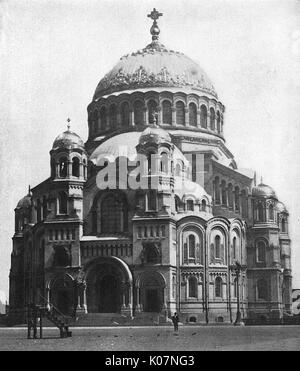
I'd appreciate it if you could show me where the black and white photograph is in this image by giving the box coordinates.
[0,0,300,353]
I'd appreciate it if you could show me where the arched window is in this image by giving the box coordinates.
[188,235,196,258]
[228,184,233,208]
[59,157,68,178]
[100,106,106,131]
[72,157,80,177]
[256,240,266,263]
[186,199,194,211]
[258,203,264,221]
[269,204,274,221]
[217,111,221,133]
[109,104,117,129]
[144,243,160,264]
[189,103,197,126]
[214,177,220,204]
[232,236,237,260]
[215,277,222,298]
[148,100,158,124]
[175,163,181,177]
[201,199,206,212]
[134,100,144,126]
[188,276,197,298]
[175,195,181,212]
[162,100,172,125]
[221,180,227,206]
[281,219,286,232]
[241,190,247,218]
[100,193,127,234]
[257,279,268,300]
[58,192,68,214]
[147,151,155,175]
[234,186,240,212]
[215,235,221,258]
[176,101,185,125]
[147,190,157,211]
[200,105,207,128]
[160,152,168,173]
[210,108,215,130]
[120,102,130,127]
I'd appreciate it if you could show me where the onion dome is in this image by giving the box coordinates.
[93,9,216,100]
[52,126,84,151]
[276,201,288,213]
[252,183,277,198]
[139,125,171,145]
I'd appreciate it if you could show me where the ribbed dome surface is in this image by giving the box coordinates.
[17,195,31,209]
[252,183,277,198]
[52,130,85,151]
[93,42,217,100]
[89,131,187,165]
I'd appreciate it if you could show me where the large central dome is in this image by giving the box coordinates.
[93,41,217,100]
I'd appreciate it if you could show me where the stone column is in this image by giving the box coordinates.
[163,287,167,310]
[197,110,201,128]
[144,108,148,125]
[171,107,176,126]
[127,284,133,310]
[129,110,134,126]
[46,287,51,310]
[185,108,189,126]
[81,282,87,312]
[135,286,141,312]
[157,106,162,125]
[55,163,59,178]
[79,161,83,178]
[207,112,210,130]
[67,159,72,178]
[122,284,126,309]
[117,112,121,128]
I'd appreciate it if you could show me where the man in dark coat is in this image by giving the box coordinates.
[171,312,179,332]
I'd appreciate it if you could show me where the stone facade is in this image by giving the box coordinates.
[8,11,292,325]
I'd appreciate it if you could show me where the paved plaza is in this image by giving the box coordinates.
[0,325,300,351]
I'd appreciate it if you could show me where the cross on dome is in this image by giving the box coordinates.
[147,8,163,42]
[67,117,71,131]
[147,8,163,21]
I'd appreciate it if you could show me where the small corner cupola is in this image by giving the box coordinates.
[52,118,85,151]
[15,186,32,233]
[277,201,288,214]
[50,119,87,181]
[252,177,277,199]
[16,185,32,209]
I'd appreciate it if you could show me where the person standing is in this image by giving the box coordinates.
[171,312,179,332]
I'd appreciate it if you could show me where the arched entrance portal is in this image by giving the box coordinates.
[97,274,121,313]
[85,257,132,314]
[138,272,166,313]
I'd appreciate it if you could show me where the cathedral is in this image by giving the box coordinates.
[9,9,292,325]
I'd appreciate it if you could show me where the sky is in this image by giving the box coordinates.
[0,0,300,301]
